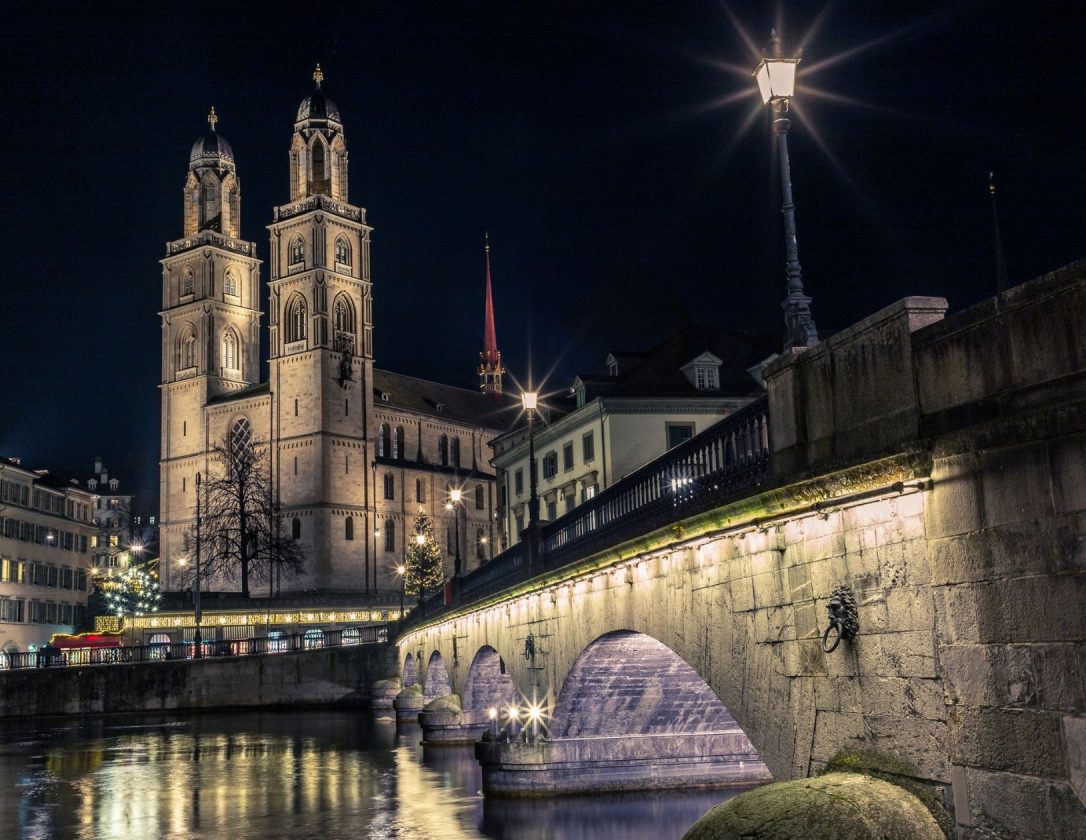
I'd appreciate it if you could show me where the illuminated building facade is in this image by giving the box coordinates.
[159,70,508,597]
[0,457,97,653]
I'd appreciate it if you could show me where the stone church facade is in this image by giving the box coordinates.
[159,71,510,597]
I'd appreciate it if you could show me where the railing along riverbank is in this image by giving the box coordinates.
[0,625,388,672]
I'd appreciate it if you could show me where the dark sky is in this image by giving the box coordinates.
[1,1,1083,508]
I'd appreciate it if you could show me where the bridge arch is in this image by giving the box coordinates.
[402,653,418,688]
[462,645,516,713]
[550,630,753,742]
[424,650,452,699]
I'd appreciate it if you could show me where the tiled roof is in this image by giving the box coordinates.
[373,369,518,430]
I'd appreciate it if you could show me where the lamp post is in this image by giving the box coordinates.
[447,487,463,576]
[521,391,540,524]
[193,472,203,659]
[395,563,406,618]
[753,29,818,350]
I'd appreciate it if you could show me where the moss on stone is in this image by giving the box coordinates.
[821,747,952,839]
[373,677,402,692]
[397,683,423,698]
[422,693,461,713]
[682,773,943,840]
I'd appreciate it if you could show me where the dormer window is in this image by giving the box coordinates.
[695,366,718,390]
[436,403,445,413]
[681,352,723,391]
[380,392,391,402]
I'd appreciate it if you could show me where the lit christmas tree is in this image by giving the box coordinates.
[404,508,445,601]
[97,560,163,619]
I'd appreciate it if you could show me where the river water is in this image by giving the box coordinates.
[0,711,742,840]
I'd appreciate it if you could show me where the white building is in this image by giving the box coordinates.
[0,457,98,654]
[86,456,137,569]
[491,325,774,546]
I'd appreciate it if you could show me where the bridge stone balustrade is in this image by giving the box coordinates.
[393,261,1086,838]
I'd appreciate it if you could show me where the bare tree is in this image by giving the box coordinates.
[183,421,304,596]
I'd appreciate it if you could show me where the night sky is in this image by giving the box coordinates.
[1,1,1083,508]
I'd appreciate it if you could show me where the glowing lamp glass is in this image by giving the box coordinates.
[506,705,519,720]
[415,534,426,546]
[753,57,799,104]
[449,488,462,504]
[487,707,498,720]
[521,391,538,411]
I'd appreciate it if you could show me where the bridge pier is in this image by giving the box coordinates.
[371,676,402,711]
[474,730,771,796]
[418,694,491,744]
[393,684,425,723]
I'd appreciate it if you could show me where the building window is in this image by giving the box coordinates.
[416,479,425,503]
[46,566,58,588]
[393,427,404,460]
[384,521,395,552]
[565,492,575,514]
[475,485,484,510]
[377,424,388,458]
[345,517,354,541]
[230,416,253,463]
[61,567,73,589]
[285,295,307,343]
[180,326,197,370]
[542,452,558,480]
[224,269,238,297]
[384,473,395,500]
[514,514,524,534]
[582,432,595,463]
[582,484,598,503]
[289,236,304,265]
[75,569,86,591]
[546,500,557,520]
[181,270,194,297]
[333,295,354,336]
[695,366,719,390]
[563,442,574,471]
[476,529,486,560]
[335,237,351,266]
[667,423,695,449]
[438,435,448,466]
[514,469,524,496]
[450,438,461,468]
[292,517,301,540]
[222,329,239,370]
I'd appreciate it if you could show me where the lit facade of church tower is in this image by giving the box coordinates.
[159,72,509,600]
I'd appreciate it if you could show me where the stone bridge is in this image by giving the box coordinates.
[390,262,1086,839]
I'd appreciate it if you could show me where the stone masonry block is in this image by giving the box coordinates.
[950,706,1065,778]
[960,766,1055,840]
[1052,511,1086,574]
[929,532,993,586]
[877,630,939,678]
[981,443,1055,527]
[975,577,1086,643]
[858,676,947,721]
[1065,715,1086,810]
[1047,780,1086,840]
[932,585,981,645]
[884,586,935,634]
[927,453,984,538]
[864,714,950,782]
[941,644,1035,708]
[729,574,755,613]
[1050,433,1086,516]
[1033,645,1086,713]
[787,563,812,603]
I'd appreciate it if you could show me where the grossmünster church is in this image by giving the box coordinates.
[159,67,511,596]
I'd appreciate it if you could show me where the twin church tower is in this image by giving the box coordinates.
[159,67,508,596]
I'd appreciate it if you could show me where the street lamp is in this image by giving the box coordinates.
[753,29,818,350]
[193,472,203,659]
[447,487,463,576]
[521,391,540,525]
[395,563,406,618]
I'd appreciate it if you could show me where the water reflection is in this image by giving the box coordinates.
[0,712,742,840]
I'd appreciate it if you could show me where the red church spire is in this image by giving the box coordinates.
[478,232,504,394]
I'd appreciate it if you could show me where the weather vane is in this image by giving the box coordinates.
[313,63,324,88]
[207,106,218,130]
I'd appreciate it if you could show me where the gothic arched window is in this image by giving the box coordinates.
[180,325,197,370]
[222,329,239,371]
[377,424,387,458]
[312,139,326,180]
[181,270,194,297]
[289,236,305,265]
[333,296,354,335]
[345,517,354,541]
[450,437,461,468]
[335,237,351,266]
[285,295,307,344]
[393,426,404,460]
[438,434,448,466]
[229,416,253,470]
[475,484,484,510]
[292,517,301,540]
[224,269,238,297]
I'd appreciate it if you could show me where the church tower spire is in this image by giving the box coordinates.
[478,233,504,394]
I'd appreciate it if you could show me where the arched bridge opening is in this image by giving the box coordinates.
[477,630,771,796]
[424,651,452,700]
